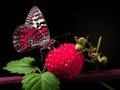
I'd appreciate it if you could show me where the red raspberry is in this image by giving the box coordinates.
[45,43,85,80]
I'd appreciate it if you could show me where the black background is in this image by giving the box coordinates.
[0,0,120,90]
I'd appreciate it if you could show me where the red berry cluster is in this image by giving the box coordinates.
[45,43,85,80]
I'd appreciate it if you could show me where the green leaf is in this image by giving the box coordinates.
[41,72,60,90]
[3,57,37,74]
[22,73,41,90]
[22,72,60,90]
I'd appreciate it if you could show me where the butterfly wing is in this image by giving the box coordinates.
[13,6,50,52]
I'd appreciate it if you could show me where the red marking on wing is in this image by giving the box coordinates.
[33,27,48,42]
[19,26,48,51]
[40,27,48,32]
[19,27,38,51]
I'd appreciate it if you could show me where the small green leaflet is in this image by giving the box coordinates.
[22,72,60,90]
[3,57,37,74]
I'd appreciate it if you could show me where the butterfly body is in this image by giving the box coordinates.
[13,6,55,52]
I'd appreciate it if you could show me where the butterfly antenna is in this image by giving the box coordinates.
[54,33,71,39]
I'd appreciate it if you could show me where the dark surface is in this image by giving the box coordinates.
[0,80,120,90]
[0,0,120,90]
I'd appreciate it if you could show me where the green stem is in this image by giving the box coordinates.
[99,81,115,90]
[85,59,94,63]
[96,36,102,53]
[86,35,115,89]
[94,62,100,70]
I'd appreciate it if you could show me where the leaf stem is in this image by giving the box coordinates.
[42,66,47,73]
[36,67,41,74]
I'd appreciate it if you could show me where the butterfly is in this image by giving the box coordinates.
[13,6,56,53]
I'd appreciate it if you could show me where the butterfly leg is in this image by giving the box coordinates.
[40,49,44,62]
